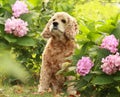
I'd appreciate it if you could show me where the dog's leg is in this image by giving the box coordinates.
[38,64,51,94]
[51,75,65,95]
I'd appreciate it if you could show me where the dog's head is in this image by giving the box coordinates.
[41,12,78,39]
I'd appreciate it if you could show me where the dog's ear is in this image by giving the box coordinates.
[41,18,52,39]
[65,17,78,39]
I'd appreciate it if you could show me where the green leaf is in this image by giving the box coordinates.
[97,24,115,33]
[4,34,17,43]
[107,88,120,97]
[76,34,90,44]
[87,32,103,44]
[0,7,12,19]
[27,0,42,7]
[64,71,75,76]
[80,23,90,34]
[111,22,120,40]
[16,36,36,46]
[113,71,120,81]
[92,75,114,85]
[0,42,10,50]
[97,19,116,34]
[83,74,93,82]
[0,17,5,25]
[76,79,88,89]
[2,3,12,13]
[0,24,4,34]
[95,48,110,63]
[87,22,95,32]
[8,0,16,4]
[76,42,90,57]
[1,0,16,5]
[20,13,33,25]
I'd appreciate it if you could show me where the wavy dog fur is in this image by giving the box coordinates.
[38,12,78,96]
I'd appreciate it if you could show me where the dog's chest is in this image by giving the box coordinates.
[43,38,75,64]
[49,40,72,56]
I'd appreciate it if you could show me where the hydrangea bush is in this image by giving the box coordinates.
[4,0,29,37]
[71,2,120,96]
[0,0,47,84]
[76,34,120,76]
[73,30,120,97]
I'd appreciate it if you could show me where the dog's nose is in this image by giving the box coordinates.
[53,22,58,26]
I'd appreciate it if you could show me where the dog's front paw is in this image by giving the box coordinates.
[38,87,52,95]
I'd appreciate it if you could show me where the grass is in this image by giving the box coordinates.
[0,85,53,97]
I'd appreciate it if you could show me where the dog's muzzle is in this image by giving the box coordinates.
[53,22,58,30]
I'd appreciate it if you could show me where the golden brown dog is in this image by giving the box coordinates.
[38,12,78,96]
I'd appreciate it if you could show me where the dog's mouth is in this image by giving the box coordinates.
[53,26,58,30]
[51,27,63,33]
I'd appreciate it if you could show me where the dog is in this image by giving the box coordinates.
[38,12,78,96]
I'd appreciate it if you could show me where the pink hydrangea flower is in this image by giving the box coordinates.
[100,35,119,53]
[12,1,29,17]
[101,53,120,75]
[76,57,94,76]
[5,17,28,37]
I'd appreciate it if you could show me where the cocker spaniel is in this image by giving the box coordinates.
[38,12,78,96]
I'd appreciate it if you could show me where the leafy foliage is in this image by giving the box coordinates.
[71,0,120,97]
[0,0,47,84]
[1,0,120,96]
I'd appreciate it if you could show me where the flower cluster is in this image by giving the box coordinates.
[76,35,120,76]
[101,53,120,75]
[4,0,29,37]
[76,57,94,76]
[12,1,29,18]
[100,35,119,53]
[5,17,28,37]
[100,35,120,75]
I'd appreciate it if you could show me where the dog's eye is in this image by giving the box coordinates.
[61,19,66,23]
[53,19,56,21]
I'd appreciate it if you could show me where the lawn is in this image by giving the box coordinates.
[0,85,53,97]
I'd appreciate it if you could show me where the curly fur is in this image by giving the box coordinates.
[38,12,78,96]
